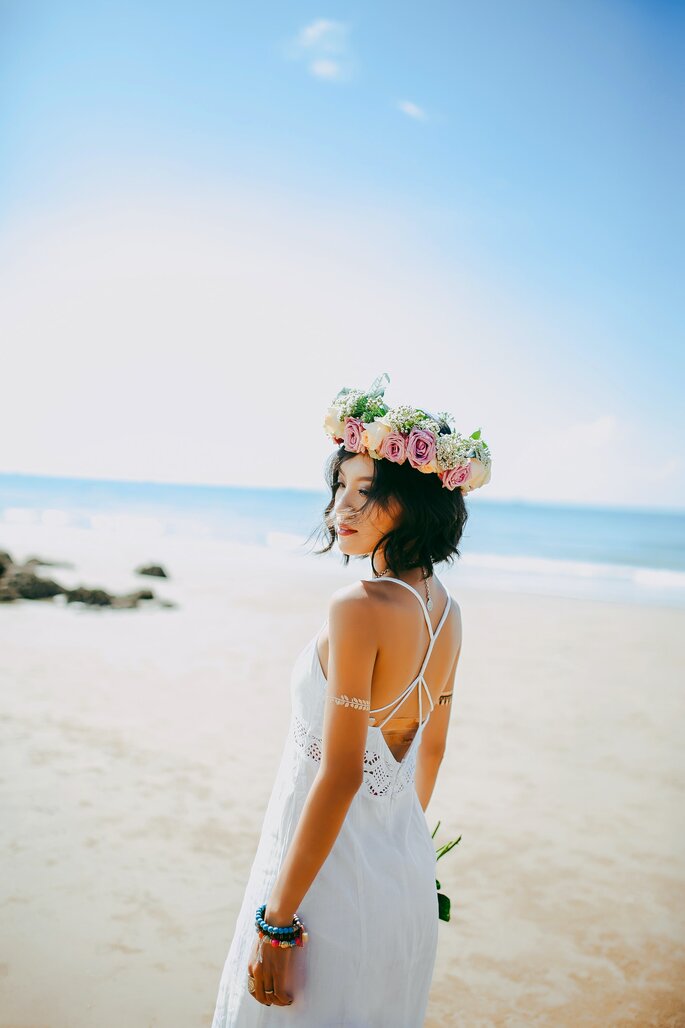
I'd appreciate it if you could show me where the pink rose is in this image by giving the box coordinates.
[378,431,407,464]
[439,463,472,491]
[406,427,437,469]
[343,417,366,453]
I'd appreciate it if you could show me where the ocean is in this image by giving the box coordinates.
[1,472,684,609]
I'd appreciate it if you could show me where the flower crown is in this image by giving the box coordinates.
[323,372,492,494]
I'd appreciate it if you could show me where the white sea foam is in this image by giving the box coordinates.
[632,567,685,591]
[3,506,41,524]
[41,508,74,527]
[456,551,685,607]
[265,530,309,552]
[463,551,685,589]
[88,512,168,538]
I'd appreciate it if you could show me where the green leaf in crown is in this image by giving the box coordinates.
[365,372,390,398]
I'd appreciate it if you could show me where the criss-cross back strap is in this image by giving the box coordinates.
[369,577,452,730]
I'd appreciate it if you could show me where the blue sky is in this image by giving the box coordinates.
[1,1,683,508]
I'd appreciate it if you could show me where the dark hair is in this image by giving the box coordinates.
[306,446,469,576]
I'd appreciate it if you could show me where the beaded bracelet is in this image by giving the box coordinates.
[255,903,309,948]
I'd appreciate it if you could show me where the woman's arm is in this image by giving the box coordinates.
[415,748,445,813]
[265,766,361,923]
[265,585,378,925]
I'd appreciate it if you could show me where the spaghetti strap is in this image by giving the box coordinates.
[369,577,452,731]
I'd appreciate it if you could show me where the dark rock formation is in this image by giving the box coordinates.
[0,550,14,577]
[135,563,168,578]
[0,578,20,602]
[3,570,66,600]
[65,587,114,606]
[0,548,175,610]
[110,589,156,609]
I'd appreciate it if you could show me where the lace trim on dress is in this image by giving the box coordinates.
[292,713,418,798]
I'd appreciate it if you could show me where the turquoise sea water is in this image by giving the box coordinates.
[1,473,684,608]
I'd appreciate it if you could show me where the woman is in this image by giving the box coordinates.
[211,373,492,1026]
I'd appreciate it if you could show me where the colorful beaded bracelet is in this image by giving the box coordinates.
[255,904,309,948]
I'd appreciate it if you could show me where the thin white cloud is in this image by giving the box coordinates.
[310,58,341,80]
[297,19,344,50]
[397,100,427,121]
[284,19,355,82]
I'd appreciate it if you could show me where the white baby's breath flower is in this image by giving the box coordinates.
[419,418,442,436]
[470,437,492,467]
[436,432,472,471]
[335,389,365,419]
[384,404,428,434]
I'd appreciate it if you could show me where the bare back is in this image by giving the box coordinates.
[316,575,461,762]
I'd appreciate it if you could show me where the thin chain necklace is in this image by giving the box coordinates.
[373,566,433,611]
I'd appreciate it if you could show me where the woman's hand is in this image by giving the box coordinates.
[247,933,295,1007]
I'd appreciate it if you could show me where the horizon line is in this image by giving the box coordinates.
[0,469,683,518]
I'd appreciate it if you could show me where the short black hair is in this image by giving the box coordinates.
[308,446,469,576]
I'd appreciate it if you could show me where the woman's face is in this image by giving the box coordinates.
[332,453,401,559]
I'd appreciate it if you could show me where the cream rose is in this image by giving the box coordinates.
[461,458,491,493]
[323,405,346,440]
[361,417,393,456]
[416,458,439,474]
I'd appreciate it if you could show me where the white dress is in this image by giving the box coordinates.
[211,576,452,1027]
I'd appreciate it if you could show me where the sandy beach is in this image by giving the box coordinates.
[1,521,684,1027]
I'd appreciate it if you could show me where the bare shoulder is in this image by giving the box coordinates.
[325,583,380,675]
[327,581,382,638]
